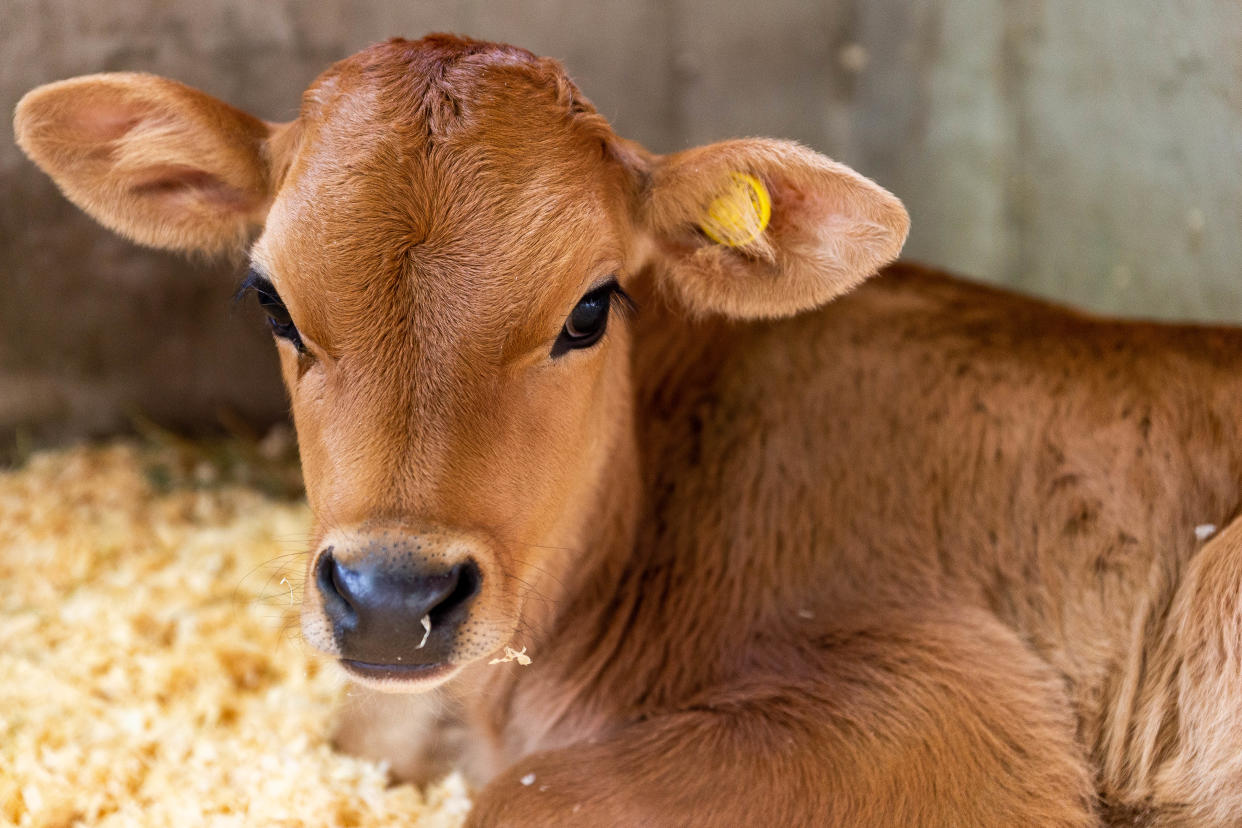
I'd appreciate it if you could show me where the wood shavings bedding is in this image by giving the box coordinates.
[0,441,470,827]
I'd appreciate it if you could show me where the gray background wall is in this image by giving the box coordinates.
[2,1,1240,453]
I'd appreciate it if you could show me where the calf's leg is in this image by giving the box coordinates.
[1107,515,1242,825]
[467,609,1095,827]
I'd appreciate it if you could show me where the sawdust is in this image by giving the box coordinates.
[0,440,470,827]
[417,614,432,650]
[488,647,531,666]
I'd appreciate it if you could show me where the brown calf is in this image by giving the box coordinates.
[16,34,1242,826]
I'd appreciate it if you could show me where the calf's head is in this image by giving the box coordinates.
[14,35,908,690]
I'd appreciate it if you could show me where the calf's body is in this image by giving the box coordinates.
[372,262,1242,825]
[16,35,1242,826]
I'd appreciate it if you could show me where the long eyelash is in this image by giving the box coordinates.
[610,285,638,318]
[233,268,307,354]
[233,268,266,303]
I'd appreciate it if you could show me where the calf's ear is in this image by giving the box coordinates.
[14,73,287,254]
[640,139,909,319]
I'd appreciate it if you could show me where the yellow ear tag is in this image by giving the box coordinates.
[699,172,772,247]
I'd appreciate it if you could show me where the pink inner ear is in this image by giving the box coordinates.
[130,164,256,210]
[71,99,147,143]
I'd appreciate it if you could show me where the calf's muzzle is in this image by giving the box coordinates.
[315,544,481,675]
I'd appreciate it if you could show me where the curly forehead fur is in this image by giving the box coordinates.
[259,35,634,366]
[305,35,612,150]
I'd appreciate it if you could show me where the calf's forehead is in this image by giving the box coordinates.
[254,40,632,357]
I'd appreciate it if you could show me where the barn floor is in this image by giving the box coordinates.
[0,436,469,827]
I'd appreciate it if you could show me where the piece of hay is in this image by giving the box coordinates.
[0,441,470,827]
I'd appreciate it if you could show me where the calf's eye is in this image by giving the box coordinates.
[552,279,631,357]
[240,269,306,353]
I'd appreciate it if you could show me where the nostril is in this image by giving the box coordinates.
[315,547,358,630]
[430,559,481,624]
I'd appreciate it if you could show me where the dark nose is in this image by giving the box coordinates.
[315,547,481,665]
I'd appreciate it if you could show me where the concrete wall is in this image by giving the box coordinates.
[3,1,1240,451]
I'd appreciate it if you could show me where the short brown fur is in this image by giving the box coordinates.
[16,35,1242,826]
